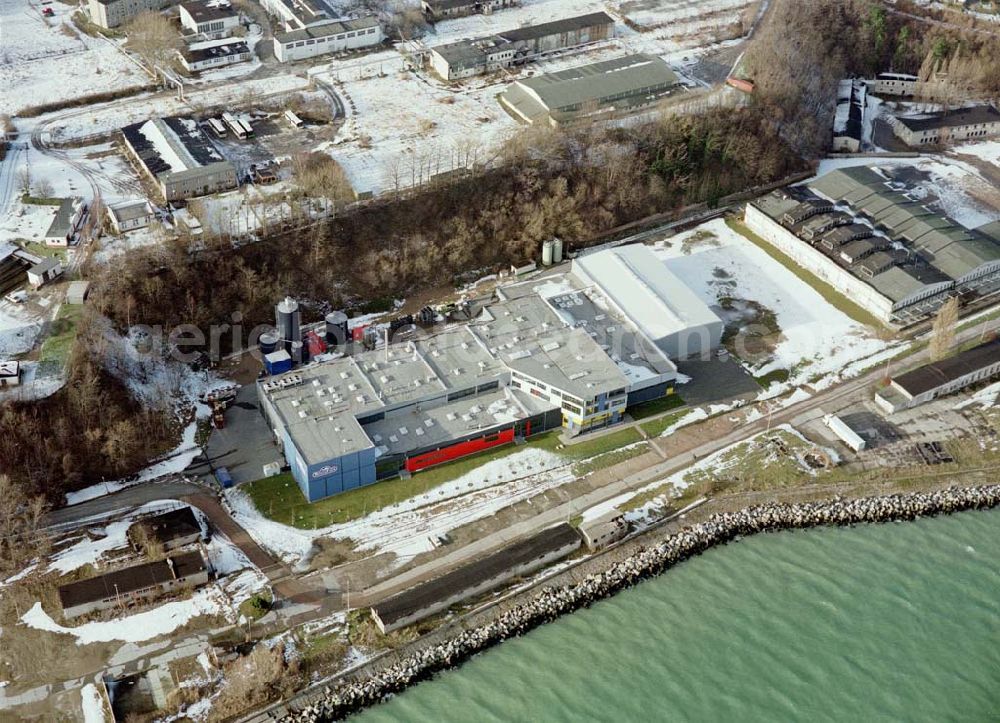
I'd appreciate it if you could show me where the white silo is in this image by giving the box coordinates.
[275,297,302,346]
[542,239,554,266]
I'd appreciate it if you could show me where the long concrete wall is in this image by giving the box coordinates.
[743,204,895,322]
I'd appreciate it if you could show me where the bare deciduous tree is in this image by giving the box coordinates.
[0,475,49,577]
[929,297,959,361]
[125,11,181,72]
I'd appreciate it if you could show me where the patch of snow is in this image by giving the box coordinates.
[183,698,213,721]
[657,219,892,386]
[227,447,574,562]
[20,587,228,645]
[65,422,200,505]
[0,300,43,357]
[955,380,1000,410]
[81,683,107,723]
[625,424,832,519]
[48,501,175,575]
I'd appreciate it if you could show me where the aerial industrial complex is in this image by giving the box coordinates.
[9,0,1000,716]
[259,243,720,502]
[746,165,1000,325]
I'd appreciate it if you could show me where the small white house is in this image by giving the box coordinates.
[178,0,241,39]
[578,510,627,550]
[27,258,63,289]
[107,200,156,234]
[0,361,20,388]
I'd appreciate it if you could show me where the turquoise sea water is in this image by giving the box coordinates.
[358,509,1000,722]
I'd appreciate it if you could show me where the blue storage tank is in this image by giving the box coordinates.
[258,331,280,356]
[264,349,293,375]
[215,467,234,488]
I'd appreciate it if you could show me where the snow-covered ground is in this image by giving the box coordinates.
[227,447,576,563]
[20,588,229,645]
[0,144,140,249]
[66,340,234,505]
[655,219,892,386]
[65,422,201,505]
[609,424,834,524]
[313,0,753,196]
[0,298,43,357]
[80,683,108,723]
[47,501,180,575]
[15,503,266,645]
[35,501,267,609]
[953,140,1000,168]
[955,380,1000,410]
[31,74,308,141]
[0,0,147,117]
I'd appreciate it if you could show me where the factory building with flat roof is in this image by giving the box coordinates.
[259,250,694,502]
[499,53,680,126]
[428,12,614,80]
[121,117,237,201]
[260,0,381,61]
[571,244,723,361]
[745,165,1000,325]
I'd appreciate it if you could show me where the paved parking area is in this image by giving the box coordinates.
[676,356,760,405]
[194,384,284,485]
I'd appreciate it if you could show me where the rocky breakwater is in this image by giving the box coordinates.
[286,485,1000,722]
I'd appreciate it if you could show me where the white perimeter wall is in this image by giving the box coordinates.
[744,204,895,322]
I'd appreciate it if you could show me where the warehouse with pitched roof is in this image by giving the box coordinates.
[499,53,681,126]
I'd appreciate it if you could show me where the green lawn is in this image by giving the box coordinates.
[572,444,649,477]
[640,409,692,438]
[754,368,790,389]
[19,194,62,206]
[535,427,644,459]
[627,393,686,420]
[245,427,647,529]
[20,241,68,261]
[39,304,82,365]
[245,436,559,528]
[238,590,273,622]
[726,217,887,330]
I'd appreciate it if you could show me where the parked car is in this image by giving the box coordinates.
[42,7,54,16]
[4,291,28,304]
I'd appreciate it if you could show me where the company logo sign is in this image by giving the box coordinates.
[311,464,339,478]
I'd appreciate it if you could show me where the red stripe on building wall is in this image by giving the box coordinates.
[405,427,516,473]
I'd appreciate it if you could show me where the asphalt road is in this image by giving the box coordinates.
[42,477,206,530]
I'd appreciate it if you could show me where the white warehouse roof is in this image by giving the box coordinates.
[571,244,723,359]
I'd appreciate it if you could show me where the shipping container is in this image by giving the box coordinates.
[215,467,234,488]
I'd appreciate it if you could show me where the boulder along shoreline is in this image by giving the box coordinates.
[284,484,1000,722]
